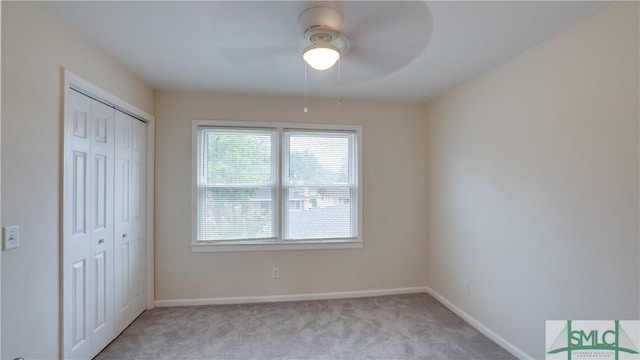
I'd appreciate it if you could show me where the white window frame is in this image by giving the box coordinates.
[192,120,363,252]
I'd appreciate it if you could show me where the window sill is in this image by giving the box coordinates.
[191,240,363,253]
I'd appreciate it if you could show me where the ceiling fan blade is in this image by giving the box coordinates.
[341,2,431,41]
[208,2,303,68]
[340,48,397,83]
[338,1,433,84]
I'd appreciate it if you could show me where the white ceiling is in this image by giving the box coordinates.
[43,1,610,103]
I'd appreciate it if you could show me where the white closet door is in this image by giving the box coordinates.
[114,111,146,335]
[63,90,115,359]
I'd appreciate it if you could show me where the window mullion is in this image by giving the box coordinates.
[278,128,285,243]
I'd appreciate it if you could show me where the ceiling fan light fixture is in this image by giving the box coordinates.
[303,37,340,71]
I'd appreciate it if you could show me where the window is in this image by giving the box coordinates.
[193,120,362,252]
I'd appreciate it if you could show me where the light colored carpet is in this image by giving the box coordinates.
[96,293,516,359]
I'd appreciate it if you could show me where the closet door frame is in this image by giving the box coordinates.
[61,69,155,358]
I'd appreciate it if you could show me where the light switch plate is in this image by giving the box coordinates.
[3,225,19,250]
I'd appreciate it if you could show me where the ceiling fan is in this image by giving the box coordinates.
[211,2,432,85]
[299,6,349,71]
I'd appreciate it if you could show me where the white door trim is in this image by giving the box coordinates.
[62,69,155,356]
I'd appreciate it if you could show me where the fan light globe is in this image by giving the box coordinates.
[303,42,340,70]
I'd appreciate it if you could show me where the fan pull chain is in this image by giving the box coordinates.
[337,57,342,108]
[303,63,309,113]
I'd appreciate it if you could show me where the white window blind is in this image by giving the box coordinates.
[284,131,358,240]
[197,128,276,241]
[193,121,361,251]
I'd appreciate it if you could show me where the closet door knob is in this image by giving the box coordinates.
[98,239,104,244]
[122,233,127,239]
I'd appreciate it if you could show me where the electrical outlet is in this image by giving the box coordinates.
[463,280,470,294]
[3,225,19,251]
[272,267,280,279]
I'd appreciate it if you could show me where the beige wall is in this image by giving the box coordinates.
[425,2,639,358]
[1,2,154,358]
[154,91,428,301]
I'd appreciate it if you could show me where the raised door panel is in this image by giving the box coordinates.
[72,151,88,237]
[71,259,87,353]
[93,251,106,329]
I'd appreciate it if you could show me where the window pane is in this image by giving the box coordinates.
[199,187,275,241]
[197,127,277,242]
[285,187,354,240]
[284,131,358,240]
[287,132,355,186]
[201,129,274,185]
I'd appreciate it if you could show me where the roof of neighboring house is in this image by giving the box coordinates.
[287,204,352,239]
[317,188,350,199]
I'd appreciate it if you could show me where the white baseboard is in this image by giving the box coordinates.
[155,286,429,307]
[425,287,533,360]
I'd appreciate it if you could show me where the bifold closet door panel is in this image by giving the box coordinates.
[114,111,146,335]
[63,90,115,359]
